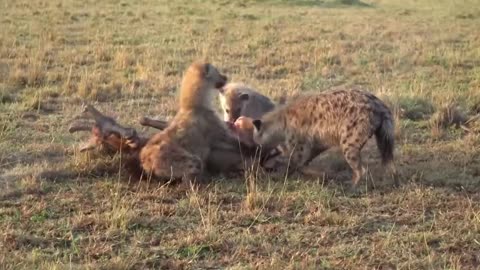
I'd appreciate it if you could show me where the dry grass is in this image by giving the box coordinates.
[1,0,480,269]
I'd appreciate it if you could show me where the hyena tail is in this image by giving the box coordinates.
[374,115,395,167]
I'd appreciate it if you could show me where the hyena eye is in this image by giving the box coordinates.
[226,109,230,114]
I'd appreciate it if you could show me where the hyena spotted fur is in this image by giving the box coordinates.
[252,86,397,188]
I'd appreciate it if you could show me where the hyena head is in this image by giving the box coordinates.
[252,116,285,149]
[219,84,250,122]
[183,61,228,90]
[181,61,228,109]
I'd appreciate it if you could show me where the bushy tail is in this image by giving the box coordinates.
[375,115,395,167]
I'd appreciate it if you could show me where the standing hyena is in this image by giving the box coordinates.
[252,86,397,189]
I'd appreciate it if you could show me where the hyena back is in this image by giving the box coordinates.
[252,86,396,188]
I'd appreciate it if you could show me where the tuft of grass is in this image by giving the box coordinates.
[19,87,61,112]
[8,63,46,88]
[396,96,435,121]
[0,87,15,104]
[429,102,468,139]
[430,103,468,128]
[244,170,261,211]
[75,71,122,101]
[114,48,136,70]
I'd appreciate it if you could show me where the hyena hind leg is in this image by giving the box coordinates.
[384,161,400,187]
[341,141,368,188]
[145,143,204,186]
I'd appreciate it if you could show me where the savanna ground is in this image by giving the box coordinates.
[1,0,480,269]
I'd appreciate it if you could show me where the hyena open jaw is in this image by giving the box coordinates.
[252,87,397,189]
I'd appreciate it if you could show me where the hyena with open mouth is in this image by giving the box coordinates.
[252,86,397,189]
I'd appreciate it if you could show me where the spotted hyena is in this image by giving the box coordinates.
[252,86,397,188]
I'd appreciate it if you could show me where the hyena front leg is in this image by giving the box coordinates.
[304,142,329,166]
[282,140,319,175]
[342,146,365,187]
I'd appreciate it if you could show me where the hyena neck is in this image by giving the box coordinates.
[179,74,215,110]
[265,109,287,133]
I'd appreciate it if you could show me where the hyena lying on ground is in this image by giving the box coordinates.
[252,86,397,189]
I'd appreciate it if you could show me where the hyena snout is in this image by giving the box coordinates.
[215,74,228,88]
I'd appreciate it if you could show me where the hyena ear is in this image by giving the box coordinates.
[252,119,262,131]
[240,93,249,101]
[204,63,212,78]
